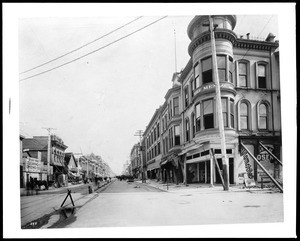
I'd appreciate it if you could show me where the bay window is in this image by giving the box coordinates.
[203,99,214,129]
[202,57,213,84]
[195,103,201,132]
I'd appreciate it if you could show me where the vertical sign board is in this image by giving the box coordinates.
[240,145,256,187]
[256,144,274,181]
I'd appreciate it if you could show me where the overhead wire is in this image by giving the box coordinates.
[19,16,143,75]
[19,16,168,82]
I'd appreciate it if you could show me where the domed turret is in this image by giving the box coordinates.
[187,15,236,41]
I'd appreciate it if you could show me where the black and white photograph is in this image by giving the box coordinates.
[3,2,297,239]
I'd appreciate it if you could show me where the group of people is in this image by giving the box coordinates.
[26,177,49,195]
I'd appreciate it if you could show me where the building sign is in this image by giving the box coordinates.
[25,158,40,173]
[256,144,274,181]
[240,145,256,187]
[257,145,274,162]
[194,82,234,96]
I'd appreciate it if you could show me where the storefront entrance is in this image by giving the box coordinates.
[187,161,211,184]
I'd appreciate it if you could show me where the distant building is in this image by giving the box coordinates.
[130,144,140,178]
[22,134,68,184]
[141,15,281,186]
[64,152,79,181]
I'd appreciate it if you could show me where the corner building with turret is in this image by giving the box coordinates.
[142,15,281,187]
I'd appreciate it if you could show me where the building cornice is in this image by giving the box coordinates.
[188,29,237,56]
[234,38,279,51]
[164,85,181,100]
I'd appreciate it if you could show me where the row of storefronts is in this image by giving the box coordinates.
[130,15,282,188]
[19,134,114,189]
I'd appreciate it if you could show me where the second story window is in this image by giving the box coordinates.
[217,55,226,82]
[202,57,213,84]
[186,118,190,142]
[258,64,267,88]
[203,99,214,129]
[173,97,179,116]
[191,113,195,138]
[195,103,201,132]
[174,125,180,146]
[222,98,228,127]
[259,103,268,130]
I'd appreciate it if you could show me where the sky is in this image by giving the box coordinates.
[17,9,280,176]
[3,2,297,239]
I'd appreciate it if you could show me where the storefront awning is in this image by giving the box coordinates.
[179,141,210,156]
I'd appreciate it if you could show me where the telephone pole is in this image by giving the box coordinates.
[134,130,145,183]
[42,127,56,183]
[207,15,230,191]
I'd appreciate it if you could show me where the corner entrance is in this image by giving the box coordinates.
[186,161,211,184]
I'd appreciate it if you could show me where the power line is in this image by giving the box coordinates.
[19,16,143,75]
[19,16,168,82]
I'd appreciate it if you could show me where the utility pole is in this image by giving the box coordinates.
[42,127,56,183]
[134,130,145,183]
[174,28,177,73]
[207,15,230,191]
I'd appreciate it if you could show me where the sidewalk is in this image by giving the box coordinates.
[20,181,108,196]
[135,179,282,194]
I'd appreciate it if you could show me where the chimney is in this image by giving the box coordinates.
[265,32,276,42]
[246,33,250,39]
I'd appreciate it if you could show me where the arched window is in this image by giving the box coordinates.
[238,99,252,131]
[258,103,268,130]
[185,118,190,142]
[240,102,249,130]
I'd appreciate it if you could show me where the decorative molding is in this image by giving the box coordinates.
[234,39,279,51]
[188,29,237,56]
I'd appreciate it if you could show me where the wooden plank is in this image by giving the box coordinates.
[241,143,283,193]
[210,149,225,189]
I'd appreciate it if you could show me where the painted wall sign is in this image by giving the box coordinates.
[257,145,274,162]
[240,146,256,187]
[25,158,41,173]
